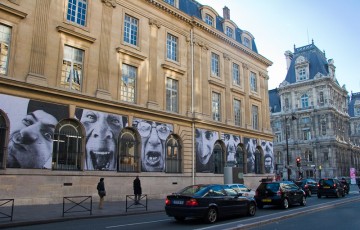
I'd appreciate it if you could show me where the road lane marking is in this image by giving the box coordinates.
[106,219,170,228]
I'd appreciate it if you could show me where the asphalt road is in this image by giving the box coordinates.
[5,194,360,230]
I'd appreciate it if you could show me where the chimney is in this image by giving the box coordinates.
[284,50,293,71]
[223,6,230,20]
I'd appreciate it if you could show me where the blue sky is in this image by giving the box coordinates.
[196,0,360,94]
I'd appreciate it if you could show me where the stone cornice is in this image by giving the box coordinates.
[161,63,186,75]
[56,26,96,43]
[116,47,147,60]
[0,3,27,19]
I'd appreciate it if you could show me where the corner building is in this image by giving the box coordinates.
[0,0,273,205]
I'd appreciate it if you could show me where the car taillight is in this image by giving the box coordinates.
[334,183,337,188]
[277,190,283,196]
[305,184,309,188]
[185,199,198,206]
[165,198,171,206]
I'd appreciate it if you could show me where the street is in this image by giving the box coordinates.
[5,193,360,230]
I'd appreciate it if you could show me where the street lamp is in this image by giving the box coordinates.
[285,115,297,180]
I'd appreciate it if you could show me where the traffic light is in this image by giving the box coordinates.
[296,157,301,167]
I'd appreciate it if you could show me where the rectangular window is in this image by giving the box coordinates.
[124,14,138,46]
[166,33,178,61]
[61,45,84,91]
[232,63,240,85]
[250,71,257,92]
[166,78,178,113]
[299,68,306,80]
[303,129,311,140]
[163,0,175,6]
[212,92,221,121]
[205,14,214,26]
[243,37,250,48]
[252,105,258,130]
[226,27,233,38]
[275,132,281,142]
[234,99,241,126]
[66,0,87,26]
[121,64,137,103]
[211,53,219,77]
[0,24,11,75]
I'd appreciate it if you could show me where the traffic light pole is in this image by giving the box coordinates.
[285,117,290,181]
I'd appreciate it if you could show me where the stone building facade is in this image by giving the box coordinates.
[0,0,273,205]
[269,41,360,180]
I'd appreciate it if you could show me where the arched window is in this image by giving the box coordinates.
[165,135,182,173]
[52,120,83,170]
[301,94,309,108]
[0,112,7,169]
[118,129,139,172]
[213,142,224,174]
[235,145,245,174]
[254,149,262,174]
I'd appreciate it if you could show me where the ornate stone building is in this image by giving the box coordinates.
[0,0,273,204]
[269,41,360,180]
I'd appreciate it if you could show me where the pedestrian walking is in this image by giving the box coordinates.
[97,178,106,209]
[133,176,142,204]
[357,177,360,193]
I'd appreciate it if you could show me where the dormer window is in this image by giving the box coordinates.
[243,37,250,48]
[299,68,306,80]
[163,0,175,7]
[205,14,214,26]
[226,26,233,38]
[295,56,309,82]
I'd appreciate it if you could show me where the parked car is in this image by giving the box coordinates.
[317,178,345,198]
[295,179,318,197]
[227,184,255,197]
[165,184,257,223]
[254,181,306,209]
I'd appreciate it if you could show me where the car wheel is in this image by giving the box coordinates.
[247,202,256,216]
[336,191,341,198]
[300,196,306,206]
[204,207,217,224]
[174,216,185,221]
[308,190,312,197]
[282,198,289,209]
[317,193,321,198]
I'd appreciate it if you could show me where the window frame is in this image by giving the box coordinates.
[120,63,137,103]
[123,14,139,47]
[250,71,257,92]
[165,135,182,173]
[204,14,214,26]
[252,105,259,130]
[61,45,84,92]
[66,0,88,27]
[301,94,309,108]
[232,63,240,86]
[226,26,233,38]
[211,52,220,77]
[166,77,179,113]
[212,92,221,121]
[213,142,224,174]
[118,129,140,172]
[233,99,241,126]
[166,33,178,62]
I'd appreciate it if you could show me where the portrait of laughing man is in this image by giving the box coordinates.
[76,108,125,170]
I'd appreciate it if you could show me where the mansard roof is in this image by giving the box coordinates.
[349,92,360,117]
[284,42,330,84]
[269,88,281,113]
[179,0,258,53]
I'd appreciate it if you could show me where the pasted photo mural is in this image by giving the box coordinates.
[75,108,128,171]
[261,140,274,173]
[132,118,173,172]
[195,128,219,172]
[0,94,69,169]
[221,133,241,167]
[244,137,257,173]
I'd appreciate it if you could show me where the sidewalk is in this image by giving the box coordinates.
[0,197,165,229]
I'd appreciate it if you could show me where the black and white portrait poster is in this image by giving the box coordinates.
[244,137,257,173]
[75,108,128,171]
[261,140,274,173]
[0,94,68,169]
[133,118,173,172]
[195,128,219,173]
[221,133,241,167]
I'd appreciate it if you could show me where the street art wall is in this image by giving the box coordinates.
[0,94,69,169]
[221,133,241,167]
[244,137,257,173]
[261,140,274,173]
[195,128,219,172]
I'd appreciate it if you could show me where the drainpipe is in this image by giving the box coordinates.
[191,28,195,185]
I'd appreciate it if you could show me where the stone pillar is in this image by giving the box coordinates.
[223,53,232,125]
[96,0,116,100]
[147,19,161,109]
[242,63,250,128]
[26,0,51,86]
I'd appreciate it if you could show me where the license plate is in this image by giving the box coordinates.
[173,200,184,205]
[262,199,271,202]
[323,186,330,189]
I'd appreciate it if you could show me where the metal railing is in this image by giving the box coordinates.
[62,196,92,217]
[0,199,14,221]
[125,195,147,212]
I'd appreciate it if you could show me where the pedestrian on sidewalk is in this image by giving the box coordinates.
[133,176,142,204]
[97,178,106,209]
[357,177,360,193]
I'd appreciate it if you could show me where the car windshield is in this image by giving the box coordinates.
[319,179,334,186]
[177,185,210,196]
[265,183,280,192]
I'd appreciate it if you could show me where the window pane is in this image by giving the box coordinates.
[212,92,221,121]
[118,130,139,172]
[61,46,84,91]
[166,34,178,61]
[252,105,258,130]
[232,63,240,85]
[124,15,138,46]
[121,64,137,103]
[205,14,214,26]
[0,24,11,75]
[211,53,219,77]
[67,0,87,26]
[166,78,178,112]
[234,99,241,126]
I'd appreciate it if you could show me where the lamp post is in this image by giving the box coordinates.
[285,115,297,180]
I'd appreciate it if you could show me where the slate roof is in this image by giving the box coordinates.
[178,0,258,53]
[269,88,281,113]
[284,43,330,84]
[349,92,360,117]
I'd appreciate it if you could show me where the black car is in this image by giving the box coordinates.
[165,184,257,223]
[295,179,318,197]
[317,178,345,198]
[254,181,306,209]
[339,178,350,194]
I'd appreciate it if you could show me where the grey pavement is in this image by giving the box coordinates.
[0,196,165,229]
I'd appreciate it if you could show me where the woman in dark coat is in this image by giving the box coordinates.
[133,176,142,204]
[97,178,106,209]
